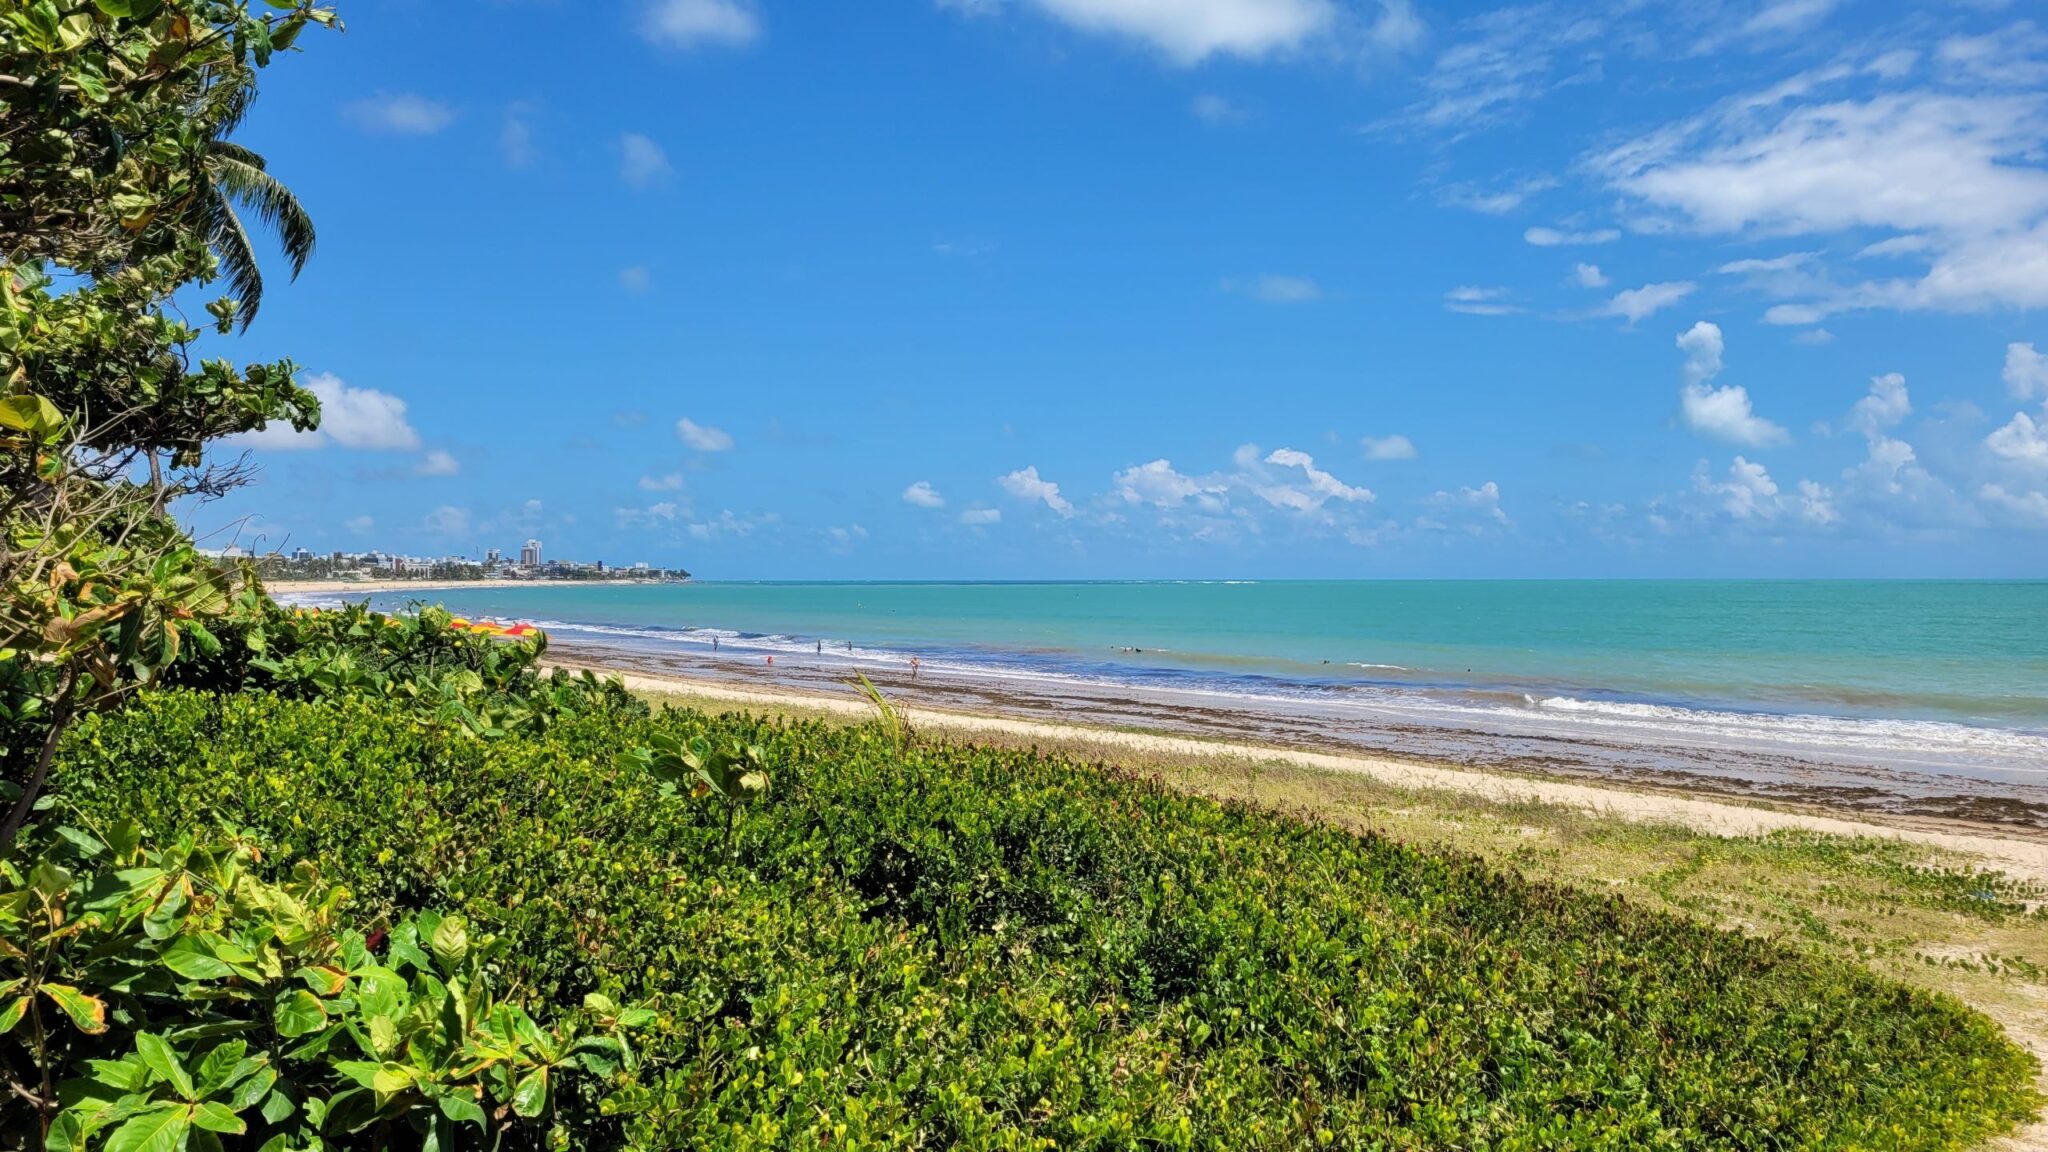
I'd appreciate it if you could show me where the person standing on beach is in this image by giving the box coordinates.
[910,656,921,681]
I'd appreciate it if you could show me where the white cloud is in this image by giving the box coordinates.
[826,524,868,548]
[1981,482,2048,523]
[1742,0,1838,38]
[902,480,946,508]
[1258,448,1374,509]
[1441,175,1558,216]
[991,0,1337,64]
[1590,71,2048,316]
[1524,226,1619,246]
[416,449,460,477]
[960,507,1002,526]
[345,93,455,135]
[228,373,422,452]
[616,502,681,529]
[1604,281,1695,324]
[1696,457,1778,519]
[1361,434,1417,460]
[1796,479,1839,525]
[345,515,375,535]
[998,465,1075,516]
[1794,328,1836,345]
[640,0,760,49]
[1225,274,1322,303]
[2006,343,2048,400]
[1112,459,1224,507]
[1191,94,1248,124]
[687,510,757,540]
[1846,372,1911,437]
[1572,262,1608,288]
[639,472,685,491]
[1674,322,1789,447]
[676,417,734,452]
[1444,285,1520,315]
[423,505,471,538]
[620,133,672,190]
[1986,411,2048,469]
[1427,480,1509,525]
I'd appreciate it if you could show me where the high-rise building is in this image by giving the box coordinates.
[485,548,501,564]
[519,539,542,568]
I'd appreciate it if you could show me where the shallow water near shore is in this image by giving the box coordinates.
[288,579,2048,824]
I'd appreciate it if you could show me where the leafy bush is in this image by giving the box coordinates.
[162,599,648,739]
[52,690,2041,1149]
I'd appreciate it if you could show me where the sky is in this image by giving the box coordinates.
[192,0,2048,579]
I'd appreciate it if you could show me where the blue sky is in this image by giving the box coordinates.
[195,0,2048,578]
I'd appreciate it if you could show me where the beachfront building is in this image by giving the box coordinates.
[520,539,542,568]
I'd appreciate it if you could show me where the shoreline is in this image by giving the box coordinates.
[268,578,674,595]
[547,647,2048,886]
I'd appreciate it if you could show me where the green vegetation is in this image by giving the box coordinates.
[36,679,2039,1149]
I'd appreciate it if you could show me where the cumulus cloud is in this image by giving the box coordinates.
[1674,322,1789,447]
[1525,226,1619,246]
[1255,448,1374,510]
[228,373,422,452]
[1981,482,2048,523]
[620,133,672,190]
[1846,372,1911,436]
[1426,480,1509,525]
[639,472,685,491]
[1112,459,1225,508]
[1604,281,1695,324]
[344,93,455,135]
[2007,343,2048,400]
[902,480,946,508]
[997,466,1075,516]
[615,502,681,529]
[1572,262,1608,288]
[1986,411,2048,469]
[1361,434,1417,460]
[960,507,1002,526]
[416,449,460,477]
[676,417,734,452]
[640,0,760,49]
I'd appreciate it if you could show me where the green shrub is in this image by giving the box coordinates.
[0,822,651,1151]
[53,691,2043,1149]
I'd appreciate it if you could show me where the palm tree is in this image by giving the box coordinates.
[195,138,315,329]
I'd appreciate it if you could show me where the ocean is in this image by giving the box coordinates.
[312,580,2048,818]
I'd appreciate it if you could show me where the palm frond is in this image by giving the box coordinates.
[207,152,314,278]
[202,185,264,329]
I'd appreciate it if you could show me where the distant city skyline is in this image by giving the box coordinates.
[194,1,2048,579]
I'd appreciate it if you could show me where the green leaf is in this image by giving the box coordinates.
[258,1087,295,1125]
[354,966,404,1018]
[133,1033,194,1099]
[42,984,109,1034]
[191,1101,246,1135]
[161,937,235,981]
[437,1091,488,1127]
[273,989,327,1037]
[0,995,26,1034]
[429,914,469,967]
[103,1103,190,1152]
[511,1066,548,1118]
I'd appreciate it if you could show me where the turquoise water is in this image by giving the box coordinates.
[334,580,2048,730]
